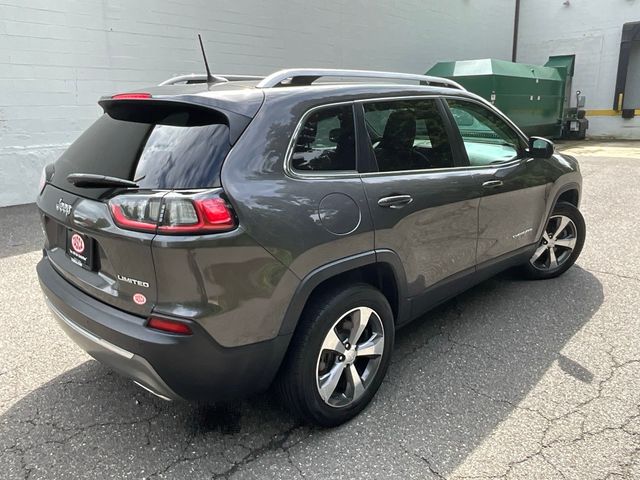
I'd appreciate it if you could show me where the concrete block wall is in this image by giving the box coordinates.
[0,0,516,207]
[517,0,640,139]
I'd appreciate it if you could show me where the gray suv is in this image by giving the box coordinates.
[36,69,585,426]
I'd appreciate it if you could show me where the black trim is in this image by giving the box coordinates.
[354,101,380,173]
[475,242,537,279]
[407,265,475,325]
[280,239,542,335]
[406,243,537,325]
[538,181,581,240]
[348,102,360,173]
[613,21,640,111]
[354,102,377,173]
[278,250,411,335]
[551,182,581,208]
[437,97,471,167]
[375,249,411,324]
[279,251,375,334]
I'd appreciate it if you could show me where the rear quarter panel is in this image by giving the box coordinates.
[221,91,375,279]
[151,228,300,347]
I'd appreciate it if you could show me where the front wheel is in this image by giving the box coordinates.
[278,284,394,427]
[520,201,586,280]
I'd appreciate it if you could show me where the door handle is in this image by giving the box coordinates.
[378,194,413,209]
[482,180,504,189]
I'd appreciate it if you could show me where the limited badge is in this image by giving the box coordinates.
[133,293,147,305]
[70,233,85,254]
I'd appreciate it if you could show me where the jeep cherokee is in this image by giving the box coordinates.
[36,68,585,426]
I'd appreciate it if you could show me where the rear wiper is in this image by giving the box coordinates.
[67,173,139,189]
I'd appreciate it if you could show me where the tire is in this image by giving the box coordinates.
[520,202,586,280]
[278,283,394,427]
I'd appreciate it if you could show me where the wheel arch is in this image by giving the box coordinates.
[556,186,580,208]
[536,182,581,241]
[278,250,410,337]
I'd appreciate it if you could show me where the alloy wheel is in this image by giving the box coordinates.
[315,306,385,408]
[530,214,578,271]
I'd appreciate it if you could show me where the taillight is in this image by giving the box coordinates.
[108,191,236,235]
[111,92,152,100]
[147,317,192,335]
[109,193,163,232]
[158,195,235,233]
[38,163,54,195]
[38,166,47,194]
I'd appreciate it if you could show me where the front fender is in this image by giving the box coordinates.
[535,153,582,240]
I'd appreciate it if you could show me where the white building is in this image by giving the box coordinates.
[0,0,638,207]
[518,0,640,139]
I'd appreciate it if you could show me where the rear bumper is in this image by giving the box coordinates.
[44,297,179,400]
[37,256,291,402]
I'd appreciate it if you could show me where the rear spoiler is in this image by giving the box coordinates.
[98,94,262,144]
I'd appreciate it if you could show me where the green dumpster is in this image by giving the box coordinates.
[427,55,586,139]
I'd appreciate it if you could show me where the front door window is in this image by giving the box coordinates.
[447,99,524,166]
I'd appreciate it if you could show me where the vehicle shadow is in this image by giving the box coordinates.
[0,266,603,479]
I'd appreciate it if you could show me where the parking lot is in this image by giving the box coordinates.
[1,141,639,479]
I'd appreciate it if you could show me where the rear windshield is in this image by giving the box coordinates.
[51,106,230,198]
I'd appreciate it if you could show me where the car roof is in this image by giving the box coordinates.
[115,67,484,110]
[260,82,481,103]
[138,80,484,109]
[101,74,523,146]
[104,67,493,128]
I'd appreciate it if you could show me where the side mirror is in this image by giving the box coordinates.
[528,136,554,159]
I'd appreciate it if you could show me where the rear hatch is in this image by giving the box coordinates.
[37,87,262,316]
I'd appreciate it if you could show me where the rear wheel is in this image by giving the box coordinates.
[520,202,585,279]
[278,284,394,427]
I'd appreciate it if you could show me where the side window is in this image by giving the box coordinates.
[447,99,524,166]
[291,105,356,172]
[363,99,454,172]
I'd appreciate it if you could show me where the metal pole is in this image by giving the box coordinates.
[512,0,521,62]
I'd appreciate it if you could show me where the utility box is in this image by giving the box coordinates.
[427,55,588,139]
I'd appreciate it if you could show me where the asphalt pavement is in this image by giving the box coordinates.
[1,141,639,479]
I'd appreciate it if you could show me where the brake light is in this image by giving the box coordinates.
[158,197,235,233]
[111,92,152,100]
[108,191,236,234]
[147,317,192,335]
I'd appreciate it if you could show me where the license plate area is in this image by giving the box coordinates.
[66,229,95,270]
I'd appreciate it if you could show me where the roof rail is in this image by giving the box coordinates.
[255,68,465,90]
[159,73,265,86]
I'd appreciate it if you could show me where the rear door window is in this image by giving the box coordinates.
[363,98,454,172]
[51,106,230,198]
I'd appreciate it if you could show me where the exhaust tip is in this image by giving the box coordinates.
[133,381,172,401]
